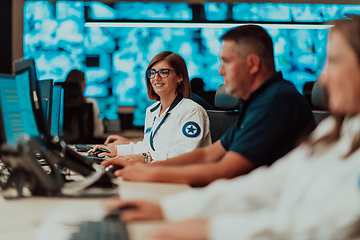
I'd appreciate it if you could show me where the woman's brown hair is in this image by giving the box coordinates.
[65,69,86,102]
[307,16,360,157]
[146,51,191,101]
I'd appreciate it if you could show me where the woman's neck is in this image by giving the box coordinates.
[159,94,177,116]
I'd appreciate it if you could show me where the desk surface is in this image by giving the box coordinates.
[0,178,190,240]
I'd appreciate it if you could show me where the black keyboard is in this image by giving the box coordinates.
[86,156,106,164]
[70,219,128,240]
[75,144,93,152]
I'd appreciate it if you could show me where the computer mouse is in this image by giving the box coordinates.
[87,148,111,158]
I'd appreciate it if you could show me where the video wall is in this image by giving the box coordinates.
[23,1,360,126]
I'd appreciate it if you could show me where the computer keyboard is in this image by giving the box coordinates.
[86,156,106,164]
[70,219,128,240]
[75,144,93,152]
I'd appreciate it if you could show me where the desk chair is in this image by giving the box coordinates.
[207,84,240,143]
[54,82,98,143]
[311,79,330,125]
[191,92,214,110]
[63,102,95,144]
[303,81,315,108]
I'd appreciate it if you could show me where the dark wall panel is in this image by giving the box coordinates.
[0,0,12,74]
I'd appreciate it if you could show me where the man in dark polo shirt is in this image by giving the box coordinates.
[220,71,314,168]
[101,25,315,187]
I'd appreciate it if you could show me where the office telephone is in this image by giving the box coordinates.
[0,136,116,198]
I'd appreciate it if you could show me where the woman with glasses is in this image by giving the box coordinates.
[91,51,211,166]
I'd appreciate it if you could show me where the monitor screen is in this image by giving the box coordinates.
[0,74,24,146]
[58,88,64,137]
[14,58,48,137]
[38,79,53,133]
[23,1,360,127]
[50,85,61,136]
[14,70,41,140]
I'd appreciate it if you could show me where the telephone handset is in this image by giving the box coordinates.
[1,136,63,198]
[46,136,116,189]
[0,136,115,198]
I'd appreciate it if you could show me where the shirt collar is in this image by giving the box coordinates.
[243,71,283,105]
[149,95,183,116]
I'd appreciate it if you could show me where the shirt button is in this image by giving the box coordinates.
[240,124,244,129]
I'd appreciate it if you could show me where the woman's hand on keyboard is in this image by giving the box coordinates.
[149,219,208,240]
[104,135,132,147]
[101,154,143,169]
[104,199,163,222]
[87,145,117,158]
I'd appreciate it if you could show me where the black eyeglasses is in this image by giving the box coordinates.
[147,68,175,79]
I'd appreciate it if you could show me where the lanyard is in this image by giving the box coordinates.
[149,95,183,151]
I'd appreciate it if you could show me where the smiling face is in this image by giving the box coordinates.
[149,60,182,100]
[321,29,360,115]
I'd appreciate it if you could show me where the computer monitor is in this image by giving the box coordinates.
[13,69,42,140]
[50,85,61,137]
[38,79,53,133]
[59,87,64,138]
[0,74,24,146]
[13,58,48,138]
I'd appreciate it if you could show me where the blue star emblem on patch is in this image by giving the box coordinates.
[182,121,201,138]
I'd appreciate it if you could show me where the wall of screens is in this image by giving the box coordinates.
[23,1,360,126]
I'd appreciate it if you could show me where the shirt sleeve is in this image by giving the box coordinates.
[160,147,300,221]
[149,107,211,161]
[115,141,148,156]
[209,179,360,240]
[209,213,273,240]
[220,97,309,167]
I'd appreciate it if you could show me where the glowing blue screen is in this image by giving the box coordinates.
[23,1,360,126]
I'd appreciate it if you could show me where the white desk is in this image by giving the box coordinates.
[0,178,190,240]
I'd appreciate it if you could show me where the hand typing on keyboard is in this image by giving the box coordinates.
[87,145,117,158]
[87,148,110,158]
[104,135,133,147]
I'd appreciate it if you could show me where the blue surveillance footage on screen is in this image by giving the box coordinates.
[23,1,360,127]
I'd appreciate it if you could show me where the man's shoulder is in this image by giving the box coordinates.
[248,77,311,118]
[260,78,303,104]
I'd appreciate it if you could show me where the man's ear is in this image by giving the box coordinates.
[246,54,261,75]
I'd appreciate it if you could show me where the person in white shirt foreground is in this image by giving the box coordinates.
[91,51,211,163]
[106,17,360,240]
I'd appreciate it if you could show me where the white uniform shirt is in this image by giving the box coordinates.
[160,115,360,240]
[116,98,211,161]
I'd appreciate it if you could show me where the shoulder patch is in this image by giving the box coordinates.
[182,121,201,138]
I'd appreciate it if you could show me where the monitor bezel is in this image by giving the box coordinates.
[13,58,50,138]
[50,84,62,137]
[38,79,54,133]
[0,73,17,147]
